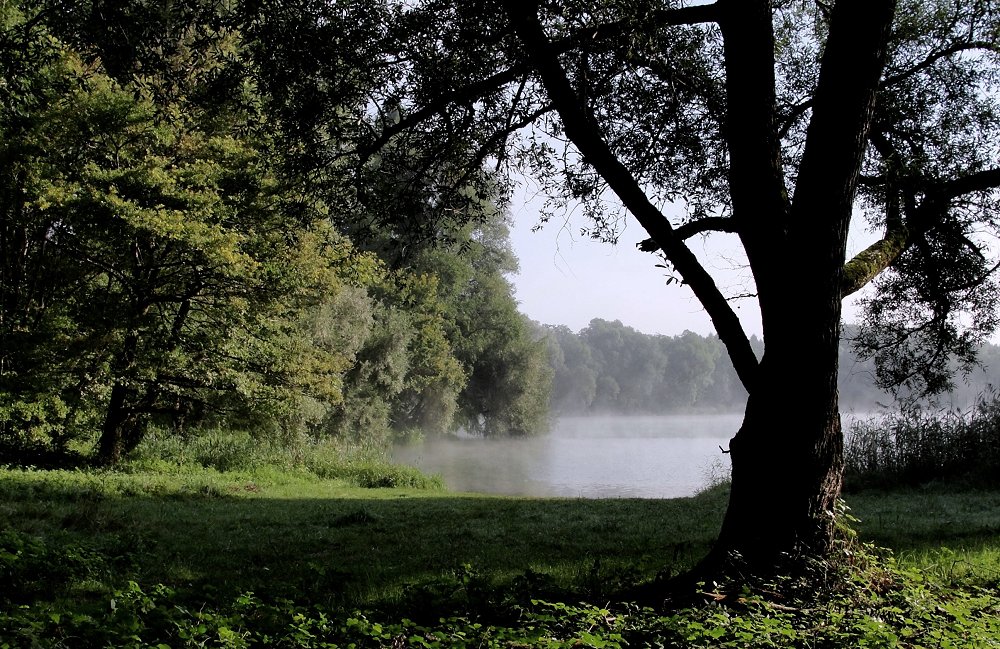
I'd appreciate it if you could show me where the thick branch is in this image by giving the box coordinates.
[637,217,739,251]
[842,167,1000,297]
[841,228,908,297]
[717,0,791,307]
[791,0,895,269]
[934,167,1000,201]
[503,0,759,390]
[584,3,721,42]
[363,5,721,163]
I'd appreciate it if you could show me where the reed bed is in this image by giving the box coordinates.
[845,393,1000,489]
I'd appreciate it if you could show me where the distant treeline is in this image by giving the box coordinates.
[540,319,1000,415]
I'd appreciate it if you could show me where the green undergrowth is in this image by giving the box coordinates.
[2,527,999,648]
[1,428,444,490]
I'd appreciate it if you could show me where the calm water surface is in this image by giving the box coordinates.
[391,414,745,499]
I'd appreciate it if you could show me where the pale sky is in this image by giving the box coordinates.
[507,184,874,338]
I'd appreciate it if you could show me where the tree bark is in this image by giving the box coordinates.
[707,325,844,573]
[96,325,141,465]
[97,381,134,465]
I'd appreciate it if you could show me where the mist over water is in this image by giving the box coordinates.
[392,414,744,499]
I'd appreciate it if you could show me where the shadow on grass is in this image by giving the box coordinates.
[0,475,729,609]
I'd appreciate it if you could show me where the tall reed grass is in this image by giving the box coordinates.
[844,392,1000,489]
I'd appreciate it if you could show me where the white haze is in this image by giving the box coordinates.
[392,414,743,498]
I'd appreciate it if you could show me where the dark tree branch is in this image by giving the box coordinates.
[934,167,1000,201]
[677,216,740,239]
[789,0,895,318]
[455,103,556,189]
[356,65,528,163]
[581,3,721,42]
[841,229,909,298]
[637,217,740,251]
[842,166,1000,297]
[777,99,813,140]
[882,41,1000,88]
[792,0,895,224]
[502,0,759,390]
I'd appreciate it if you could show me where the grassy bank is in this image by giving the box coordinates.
[0,466,726,607]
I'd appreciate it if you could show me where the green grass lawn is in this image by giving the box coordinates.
[4,467,1000,603]
[848,487,1000,586]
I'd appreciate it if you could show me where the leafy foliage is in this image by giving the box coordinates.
[0,4,359,460]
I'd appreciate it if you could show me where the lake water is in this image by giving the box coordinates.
[391,414,746,499]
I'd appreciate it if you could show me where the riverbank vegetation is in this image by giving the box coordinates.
[845,393,1000,491]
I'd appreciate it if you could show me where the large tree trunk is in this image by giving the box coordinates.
[710,329,844,573]
[696,0,894,579]
[97,381,135,465]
